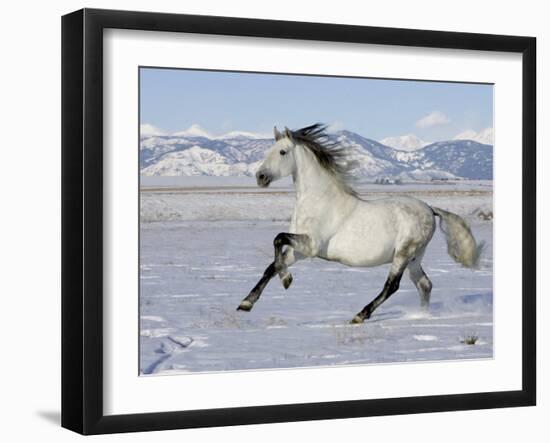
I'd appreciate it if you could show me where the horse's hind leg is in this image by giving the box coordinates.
[351,254,409,324]
[408,258,432,308]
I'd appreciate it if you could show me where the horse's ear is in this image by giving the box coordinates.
[274,126,283,141]
[284,127,293,140]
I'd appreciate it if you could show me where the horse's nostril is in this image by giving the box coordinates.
[259,174,265,180]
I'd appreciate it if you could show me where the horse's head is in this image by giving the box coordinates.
[255,126,297,187]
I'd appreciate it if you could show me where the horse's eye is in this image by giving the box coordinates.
[280,150,287,156]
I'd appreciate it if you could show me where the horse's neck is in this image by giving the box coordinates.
[292,147,355,210]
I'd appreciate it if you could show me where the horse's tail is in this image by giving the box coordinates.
[431,206,485,269]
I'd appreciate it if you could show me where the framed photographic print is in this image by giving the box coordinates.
[62,8,536,435]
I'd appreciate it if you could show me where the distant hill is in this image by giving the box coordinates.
[140,128,493,180]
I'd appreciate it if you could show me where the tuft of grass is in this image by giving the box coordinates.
[460,334,479,345]
[191,306,245,329]
[265,316,287,327]
[333,324,369,346]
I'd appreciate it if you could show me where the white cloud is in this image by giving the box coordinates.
[326,121,345,133]
[380,134,429,151]
[173,124,212,138]
[140,123,166,136]
[415,111,450,129]
[453,127,493,145]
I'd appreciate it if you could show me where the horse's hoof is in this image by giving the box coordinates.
[350,315,364,324]
[281,273,293,290]
[237,300,253,312]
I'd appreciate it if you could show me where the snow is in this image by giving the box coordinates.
[143,123,270,140]
[398,169,460,181]
[140,180,493,224]
[141,146,258,177]
[216,130,271,140]
[140,123,166,136]
[380,134,429,151]
[454,127,494,145]
[139,181,493,375]
[172,123,213,138]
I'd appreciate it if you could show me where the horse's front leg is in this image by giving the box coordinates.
[274,232,314,289]
[237,233,312,312]
[278,248,296,290]
[237,262,277,311]
[274,232,312,272]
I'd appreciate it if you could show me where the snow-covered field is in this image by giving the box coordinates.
[139,180,493,375]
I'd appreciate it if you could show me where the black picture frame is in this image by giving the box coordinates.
[62,8,536,435]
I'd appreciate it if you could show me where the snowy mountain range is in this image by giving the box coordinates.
[379,134,428,151]
[140,128,493,180]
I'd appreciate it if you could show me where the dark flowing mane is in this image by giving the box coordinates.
[289,123,358,196]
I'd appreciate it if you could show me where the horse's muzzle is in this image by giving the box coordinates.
[256,170,272,187]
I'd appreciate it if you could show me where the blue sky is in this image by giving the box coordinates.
[140,67,493,142]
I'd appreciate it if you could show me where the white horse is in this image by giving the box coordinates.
[237,124,484,324]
